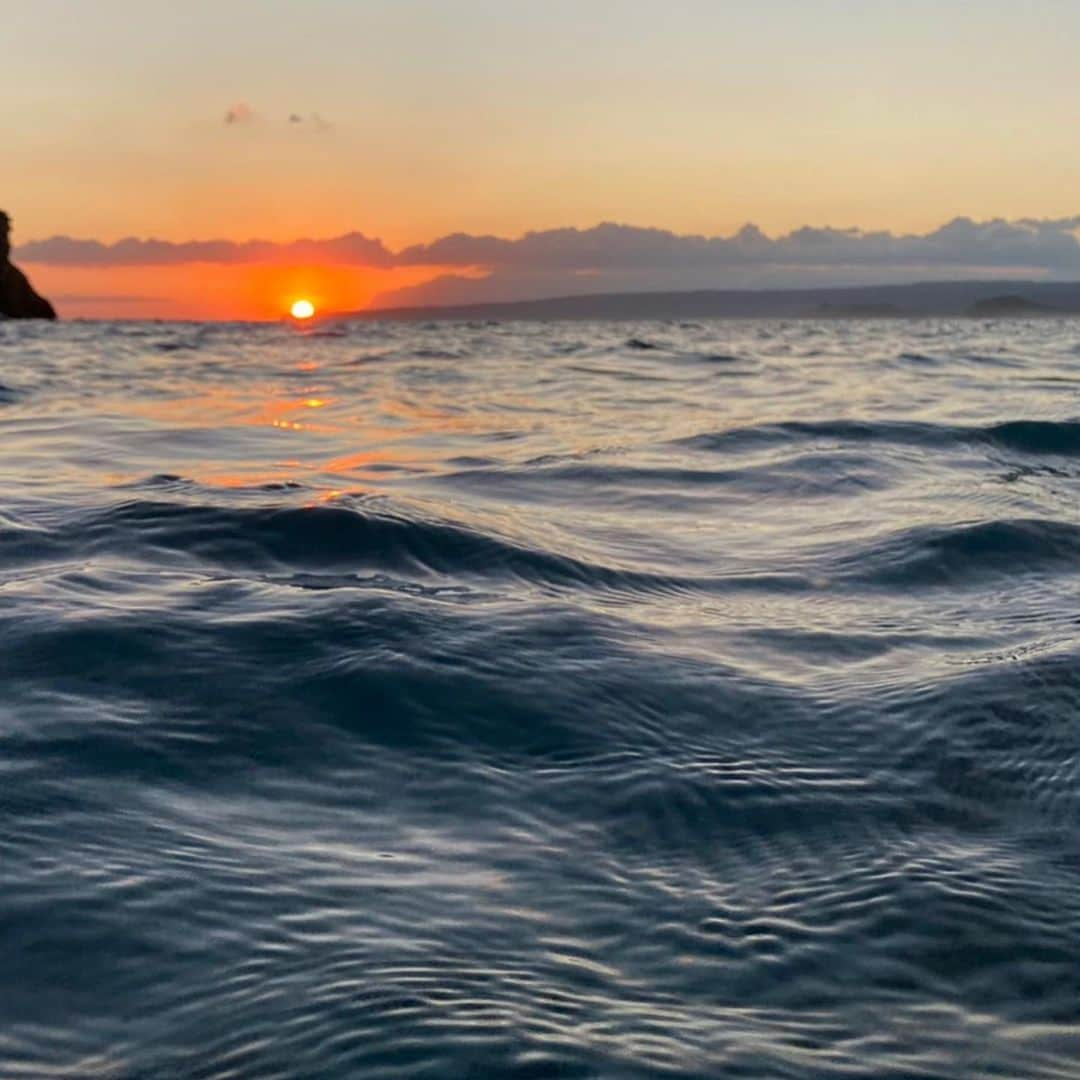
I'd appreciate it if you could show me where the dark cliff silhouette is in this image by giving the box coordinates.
[0,212,56,319]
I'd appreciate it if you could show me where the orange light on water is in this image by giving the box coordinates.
[290,299,316,320]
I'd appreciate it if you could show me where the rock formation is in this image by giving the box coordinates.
[0,211,56,319]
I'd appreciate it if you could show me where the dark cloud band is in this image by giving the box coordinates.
[19,218,1080,274]
[17,216,1080,316]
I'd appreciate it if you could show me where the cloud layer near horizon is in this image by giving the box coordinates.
[17,217,1080,308]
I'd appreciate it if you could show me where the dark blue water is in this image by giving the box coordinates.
[3,317,1080,1078]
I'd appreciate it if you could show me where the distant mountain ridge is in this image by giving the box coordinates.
[339,279,1080,322]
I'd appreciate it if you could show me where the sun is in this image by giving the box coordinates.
[290,299,316,320]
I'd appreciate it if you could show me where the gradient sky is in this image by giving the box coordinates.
[7,0,1080,318]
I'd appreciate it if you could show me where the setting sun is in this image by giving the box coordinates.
[290,299,316,320]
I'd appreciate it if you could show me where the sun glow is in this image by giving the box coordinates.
[290,299,316,320]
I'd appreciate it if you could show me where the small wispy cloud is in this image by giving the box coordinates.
[288,111,331,132]
[223,104,330,130]
[224,102,258,126]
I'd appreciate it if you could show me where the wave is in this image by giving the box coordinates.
[0,497,832,604]
[678,418,958,453]
[679,416,1080,457]
[835,517,1080,588]
[439,450,889,504]
[1,499,703,594]
[10,498,1080,604]
[983,419,1080,455]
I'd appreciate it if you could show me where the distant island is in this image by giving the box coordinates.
[340,280,1080,323]
[816,302,905,318]
[966,294,1058,317]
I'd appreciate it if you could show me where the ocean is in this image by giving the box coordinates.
[2,316,1080,1078]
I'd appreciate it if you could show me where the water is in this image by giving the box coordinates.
[2,317,1080,1078]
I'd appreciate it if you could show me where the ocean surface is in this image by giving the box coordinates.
[2,316,1080,1079]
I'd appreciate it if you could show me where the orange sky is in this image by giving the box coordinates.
[9,2,1080,318]
[33,263,450,322]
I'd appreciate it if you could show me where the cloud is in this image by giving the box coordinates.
[393,218,1080,274]
[17,232,394,268]
[225,105,329,129]
[17,217,1080,305]
[379,217,1080,306]
[224,102,257,126]
[288,111,331,131]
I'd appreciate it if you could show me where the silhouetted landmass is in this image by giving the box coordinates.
[0,211,56,320]
[342,280,1080,323]
[817,302,905,318]
[967,294,1057,317]
[0,264,56,320]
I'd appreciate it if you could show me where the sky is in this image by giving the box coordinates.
[6,0,1080,318]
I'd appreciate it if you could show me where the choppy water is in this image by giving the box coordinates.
[3,316,1080,1078]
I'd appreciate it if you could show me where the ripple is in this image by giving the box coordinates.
[3,318,1080,1076]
